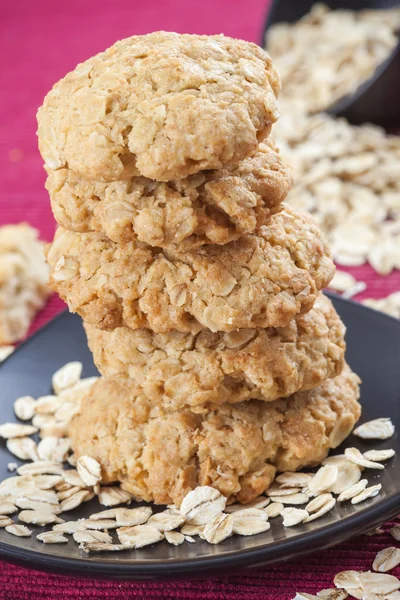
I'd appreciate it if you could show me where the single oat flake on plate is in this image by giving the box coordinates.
[353,418,395,440]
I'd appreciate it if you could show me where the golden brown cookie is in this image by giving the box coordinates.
[46,206,335,333]
[69,365,361,506]
[46,140,292,250]
[37,32,280,183]
[85,294,345,411]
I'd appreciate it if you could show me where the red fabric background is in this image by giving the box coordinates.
[0,0,399,597]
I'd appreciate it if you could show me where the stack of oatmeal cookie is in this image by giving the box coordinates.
[38,33,361,507]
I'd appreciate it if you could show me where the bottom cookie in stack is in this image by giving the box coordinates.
[69,365,361,507]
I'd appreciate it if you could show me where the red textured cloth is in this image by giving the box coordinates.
[0,0,399,597]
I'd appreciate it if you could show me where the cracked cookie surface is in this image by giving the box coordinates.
[37,32,280,182]
[85,294,345,411]
[69,365,361,506]
[46,139,292,250]
[46,206,335,333]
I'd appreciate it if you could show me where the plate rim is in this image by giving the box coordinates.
[1,293,400,579]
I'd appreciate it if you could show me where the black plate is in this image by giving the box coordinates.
[0,294,400,580]
[261,0,400,128]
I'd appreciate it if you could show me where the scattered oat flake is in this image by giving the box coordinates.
[37,531,68,544]
[18,510,63,525]
[269,493,309,505]
[165,531,185,546]
[147,510,185,532]
[306,493,333,514]
[225,496,270,513]
[73,530,112,544]
[84,519,119,530]
[334,571,362,591]
[304,498,336,523]
[344,447,384,470]
[17,461,64,476]
[0,516,14,528]
[34,475,64,490]
[88,509,117,521]
[52,362,82,394]
[359,571,400,594]
[391,526,400,542]
[34,395,62,415]
[267,484,301,496]
[57,485,82,501]
[329,271,357,293]
[21,488,58,505]
[76,455,101,487]
[342,281,367,300]
[39,421,68,438]
[60,490,90,512]
[98,486,132,507]
[80,542,131,554]
[281,507,308,527]
[5,524,32,537]
[15,498,61,514]
[116,507,152,527]
[32,414,54,428]
[373,547,400,573]
[232,514,271,536]
[180,523,204,536]
[353,418,395,440]
[309,465,338,494]
[364,449,395,462]
[6,437,38,461]
[292,594,318,600]
[7,463,18,472]
[0,502,17,515]
[62,469,85,487]
[329,460,362,495]
[117,524,163,548]
[316,589,348,600]
[276,472,313,488]
[229,508,268,520]
[202,513,233,544]
[53,520,87,534]
[37,437,71,463]
[14,396,36,421]
[265,502,284,518]
[337,479,368,502]
[0,423,38,439]
[0,476,36,497]
[351,484,382,505]
[180,486,226,525]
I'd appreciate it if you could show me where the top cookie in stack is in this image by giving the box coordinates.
[38,32,291,251]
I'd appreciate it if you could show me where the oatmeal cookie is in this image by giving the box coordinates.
[0,224,49,345]
[37,32,280,182]
[69,365,361,506]
[46,206,334,333]
[46,139,292,249]
[85,294,345,411]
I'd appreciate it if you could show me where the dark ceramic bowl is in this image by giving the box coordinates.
[262,0,400,128]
